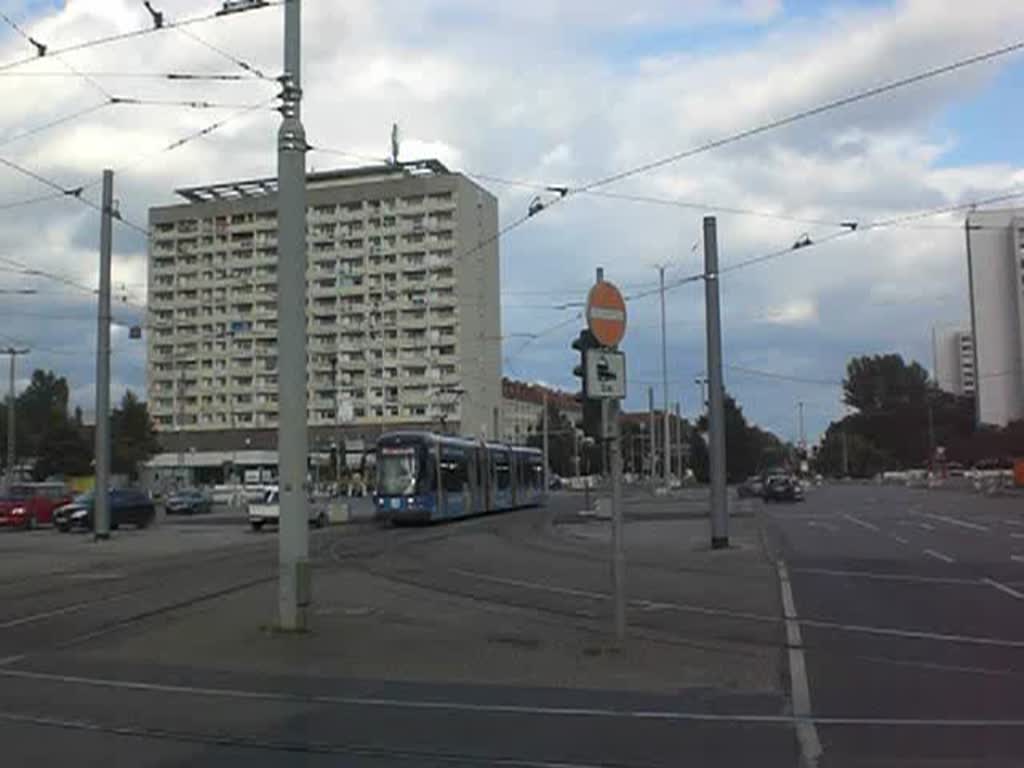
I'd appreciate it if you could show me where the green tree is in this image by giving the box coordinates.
[843,354,929,413]
[697,394,783,482]
[110,390,160,480]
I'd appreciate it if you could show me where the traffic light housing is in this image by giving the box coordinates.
[572,329,603,439]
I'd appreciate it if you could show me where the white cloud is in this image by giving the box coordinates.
[0,0,1019,430]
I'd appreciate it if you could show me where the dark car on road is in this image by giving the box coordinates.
[763,474,804,503]
[165,488,212,515]
[54,489,156,532]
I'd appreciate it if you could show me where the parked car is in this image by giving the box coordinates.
[248,487,327,532]
[0,482,72,529]
[737,476,764,498]
[165,488,213,515]
[54,488,156,532]
[763,474,804,503]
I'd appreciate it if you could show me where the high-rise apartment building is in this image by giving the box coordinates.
[966,208,1024,427]
[146,160,501,453]
[933,328,975,398]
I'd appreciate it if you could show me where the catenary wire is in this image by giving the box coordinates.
[0,1,282,76]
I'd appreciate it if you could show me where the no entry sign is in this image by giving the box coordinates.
[586,280,627,347]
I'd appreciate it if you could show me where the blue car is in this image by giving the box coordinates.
[54,489,156,532]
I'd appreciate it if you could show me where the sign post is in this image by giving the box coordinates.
[585,269,627,644]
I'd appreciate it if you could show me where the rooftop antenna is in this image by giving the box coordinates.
[390,122,400,165]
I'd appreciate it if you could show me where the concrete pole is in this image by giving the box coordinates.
[331,356,341,485]
[609,399,625,644]
[277,0,310,630]
[704,216,728,549]
[841,426,849,478]
[4,349,26,492]
[675,401,682,480]
[5,352,13,492]
[659,266,669,489]
[798,401,806,455]
[94,169,113,540]
[542,390,549,491]
[647,385,655,481]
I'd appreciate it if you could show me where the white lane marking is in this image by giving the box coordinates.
[1005,520,1024,527]
[890,534,909,545]
[0,593,136,630]
[799,618,1024,648]
[842,514,879,532]
[454,569,1024,648]
[7,667,1024,728]
[1011,555,1024,564]
[923,549,955,564]
[450,568,780,624]
[983,578,1024,600]
[1010,533,1024,540]
[789,567,976,585]
[0,655,24,666]
[918,523,935,531]
[917,512,990,533]
[776,560,822,767]
[807,521,838,533]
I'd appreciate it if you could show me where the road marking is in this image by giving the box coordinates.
[890,534,909,545]
[983,578,1024,600]
[1010,533,1024,540]
[788,567,976,585]
[799,619,1024,648]
[0,593,136,630]
[918,523,935,531]
[0,655,24,666]
[923,549,955,564]
[6,669,1024,728]
[842,514,879,532]
[807,521,838,533]
[1011,555,1024,564]
[1005,520,1024,527]
[776,560,823,767]
[917,512,990,533]
[450,568,780,624]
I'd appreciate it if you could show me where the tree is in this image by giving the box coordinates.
[110,390,159,480]
[698,394,786,482]
[843,354,929,413]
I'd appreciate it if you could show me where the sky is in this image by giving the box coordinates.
[0,0,1023,443]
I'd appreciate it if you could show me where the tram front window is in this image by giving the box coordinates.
[377,448,421,496]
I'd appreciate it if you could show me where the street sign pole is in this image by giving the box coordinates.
[585,266,627,645]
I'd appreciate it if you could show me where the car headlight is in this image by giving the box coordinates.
[10,507,24,516]
[70,509,87,520]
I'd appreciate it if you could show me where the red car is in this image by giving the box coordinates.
[0,482,74,529]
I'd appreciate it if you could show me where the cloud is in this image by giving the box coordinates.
[0,0,1018,442]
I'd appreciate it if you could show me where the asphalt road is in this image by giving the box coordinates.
[762,483,1024,767]
[0,491,798,767]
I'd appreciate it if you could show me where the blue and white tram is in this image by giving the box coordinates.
[374,431,546,523]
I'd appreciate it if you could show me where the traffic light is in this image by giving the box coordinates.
[572,329,603,439]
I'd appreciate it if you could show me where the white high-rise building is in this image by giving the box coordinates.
[966,208,1024,426]
[933,328,975,398]
[146,160,502,454]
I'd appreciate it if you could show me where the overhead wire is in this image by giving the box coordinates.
[0,1,282,76]
[173,25,272,82]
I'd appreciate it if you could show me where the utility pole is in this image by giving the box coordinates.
[3,347,27,492]
[94,169,113,541]
[703,217,728,549]
[277,0,310,631]
[331,355,341,485]
[695,376,708,417]
[797,401,806,455]
[647,385,655,481]
[542,390,549,492]
[841,426,850,478]
[658,265,670,489]
[926,395,936,471]
[675,401,682,480]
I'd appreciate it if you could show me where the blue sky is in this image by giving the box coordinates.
[0,0,1022,443]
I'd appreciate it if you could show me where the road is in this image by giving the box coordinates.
[2,485,1021,766]
[0,491,796,767]
[762,483,1024,767]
